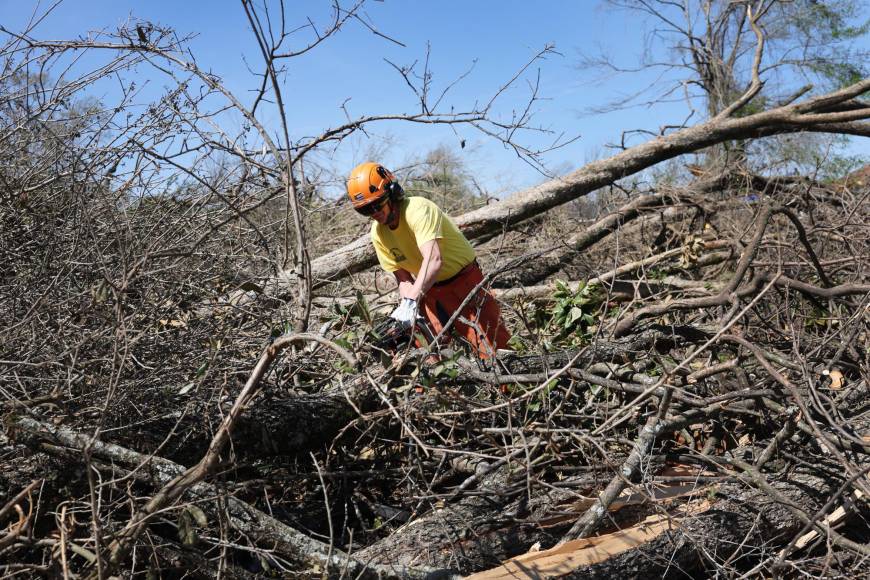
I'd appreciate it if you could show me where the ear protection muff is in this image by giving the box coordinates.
[385,180,404,202]
[375,165,404,202]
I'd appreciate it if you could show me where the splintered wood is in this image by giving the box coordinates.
[468,499,711,579]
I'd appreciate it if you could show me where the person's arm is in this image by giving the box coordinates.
[395,239,442,301]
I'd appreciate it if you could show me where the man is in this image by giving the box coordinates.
[347,162,510,359]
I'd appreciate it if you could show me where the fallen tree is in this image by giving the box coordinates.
[292,78,870,289]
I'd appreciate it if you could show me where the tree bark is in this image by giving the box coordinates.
[146,331,692,464]
[492,194,671,289]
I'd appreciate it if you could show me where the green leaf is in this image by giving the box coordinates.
[334,361,356,374]
[568,306,585,325]
[544,379,557,394]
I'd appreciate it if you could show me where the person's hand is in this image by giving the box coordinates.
[390,298,418,327]
[398,280,416,300]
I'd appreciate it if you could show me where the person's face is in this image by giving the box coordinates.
[370,199,399,228]
[369,198,391,224]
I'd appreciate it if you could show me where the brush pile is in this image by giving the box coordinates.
[3,159,868,578]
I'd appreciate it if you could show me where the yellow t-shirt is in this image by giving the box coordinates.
[371,197,475,282]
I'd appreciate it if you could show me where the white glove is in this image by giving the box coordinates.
[390,298,419,327]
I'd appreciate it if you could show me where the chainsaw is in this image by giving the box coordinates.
[368,316,435,353]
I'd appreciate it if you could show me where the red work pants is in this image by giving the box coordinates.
[420,262,510,359]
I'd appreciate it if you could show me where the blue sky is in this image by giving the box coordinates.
[3,1,867,196]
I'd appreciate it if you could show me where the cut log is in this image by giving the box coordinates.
[792,490,864,551]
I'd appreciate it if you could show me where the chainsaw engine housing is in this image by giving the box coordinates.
[370,317,415,352]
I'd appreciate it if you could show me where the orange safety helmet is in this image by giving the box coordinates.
[347,162,403,213]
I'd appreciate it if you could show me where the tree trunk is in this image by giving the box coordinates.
[155,391,367,464]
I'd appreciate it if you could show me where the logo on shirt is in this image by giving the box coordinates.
[389,247,406,262]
